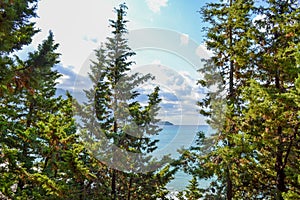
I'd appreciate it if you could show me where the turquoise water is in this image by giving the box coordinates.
[152,125,214,191]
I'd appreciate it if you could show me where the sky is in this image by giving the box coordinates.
[24,0,216,125]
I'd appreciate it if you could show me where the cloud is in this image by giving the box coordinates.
[54,62,208,125]
[180,33,189,45]
[252,14,266,23]
[145,0,168,13]
[32,0,123,74]
[151,59,162,65]
[57,74,70,85]
[131,64,207,125]
[196,44,212,58]
[54,64,92,93]
[252,14,267,33]
[83,35,98,43]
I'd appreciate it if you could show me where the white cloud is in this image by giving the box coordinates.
[180,33,189,45]
[252,14,266,23]
[196,44,212,58]
[31,0,123,74]
[177,70,196,85]
[252,14,267,33]
[27,1,208,125]
[145,0,168,13]
[132,65,205,125]
[151,59,162,65]
[57,74,70,85]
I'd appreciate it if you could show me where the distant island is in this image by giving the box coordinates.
[157,121,174,125]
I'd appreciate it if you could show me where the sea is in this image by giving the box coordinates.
[152,125,214,192]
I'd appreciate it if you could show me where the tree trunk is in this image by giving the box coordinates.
[274,57,285,199]
[226,0,234,199]
[226,166,233,200]
[111,169,117,200]
[275,127,286,200]
[127,176,133,200]
[111,119,118,200]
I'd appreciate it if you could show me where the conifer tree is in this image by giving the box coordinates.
[237,1,300,199]
[1,31,93,199]
[181,0,255,199]
[177,177,204,200]
[1,1,97,199]
[78,3,174,199]
[178,0,300,199]
[0,0,39,197]
[0,0,39,95]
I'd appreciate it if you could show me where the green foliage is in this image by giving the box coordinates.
[193,0,256,199]
[177,177,204,200]
[0,0,38,53]
[0,0,39,99]
[77,3,174,199]
[179,0,300,199]
[0,4,93,198]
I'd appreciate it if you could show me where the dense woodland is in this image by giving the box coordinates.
[0,0,299,199]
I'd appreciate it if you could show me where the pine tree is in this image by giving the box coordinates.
[182,0,255,199]
[0,1,97,199]
[237,1,300,199]
[0,0,39,197]
[78,3,174,199]
[178,0,300,199]
[177,177,204,200]
[0,0,39,96]
[0,31,93,199]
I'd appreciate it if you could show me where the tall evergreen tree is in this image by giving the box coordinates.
[78,3,174,199]
[179,0,255,199]
[0,0,39,197]
[0,0,39,95]
[178,0,300,199]
[237,1,300,199]
[177,176,204,200]
[1,31,93,199]
[1,1,100,199]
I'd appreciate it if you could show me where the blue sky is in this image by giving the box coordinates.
[26,0,215,125]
